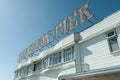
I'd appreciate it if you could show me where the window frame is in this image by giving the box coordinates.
[106,30,119,53]
[49,52,62,66]
[64,47,74,62]
[43,57,48,68]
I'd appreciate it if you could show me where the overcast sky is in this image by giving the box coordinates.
[0,0,120,80]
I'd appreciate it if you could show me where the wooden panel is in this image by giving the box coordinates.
[80,33,120,70]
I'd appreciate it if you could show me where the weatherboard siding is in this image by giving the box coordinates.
[80,11,120,40]
[80,30,120,70]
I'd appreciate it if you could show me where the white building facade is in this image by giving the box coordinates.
[14,10,120,80]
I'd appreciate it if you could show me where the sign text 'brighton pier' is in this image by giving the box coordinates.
[18,3,93,63]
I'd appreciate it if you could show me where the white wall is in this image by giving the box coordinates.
[80,31,120,70]
[80,11,120,40]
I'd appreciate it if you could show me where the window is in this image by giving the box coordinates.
[33,61,42,71]
[49,52,62,66]
[53,52,61,65]
[19,69,22,76]
[15,71,18,78]
[58,52,62,63]
[28,64,33,74]
[64,47,74,62]
[43,57,48,68]
[21,68,24,76]
[22,67,28,75]
[49,55,53,66]
[17,70,21,77]
[53,53,58,65]
[107,30,119,52]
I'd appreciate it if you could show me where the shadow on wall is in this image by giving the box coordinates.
[80,34,108,61]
